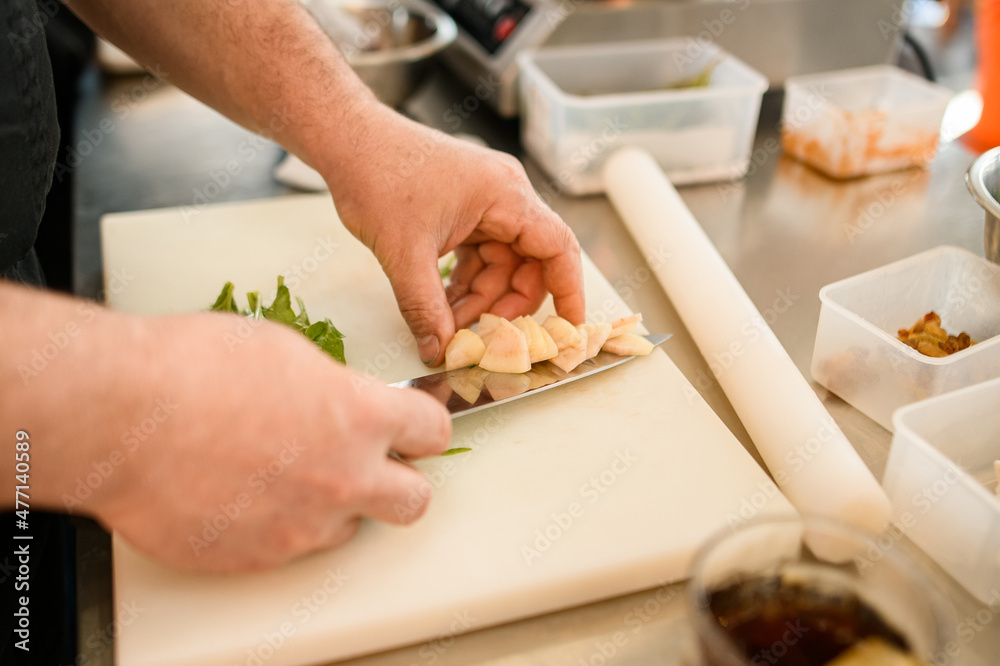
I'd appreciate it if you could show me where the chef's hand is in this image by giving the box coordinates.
[98,313,450,571]
[2,280,452,573]
[322,104,586,366]
[64,0,584,367]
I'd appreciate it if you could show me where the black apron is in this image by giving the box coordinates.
[2,4,74,664]
[1,0,59,285]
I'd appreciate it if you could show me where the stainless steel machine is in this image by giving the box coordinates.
[432,0,908,117]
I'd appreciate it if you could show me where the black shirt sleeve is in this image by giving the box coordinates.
[0,0,60,284]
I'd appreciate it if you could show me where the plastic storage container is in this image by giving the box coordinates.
[517,39,767,196]
[882,377,1000,604]
[781,65,954,179]
[811,246,1000,430]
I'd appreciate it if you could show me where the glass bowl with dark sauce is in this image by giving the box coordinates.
[687,516,954,666]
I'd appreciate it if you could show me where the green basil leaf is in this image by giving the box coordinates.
[209,277,346,364]
[210,282,240,313]
[261,276,297,326]
[305,319,346,364]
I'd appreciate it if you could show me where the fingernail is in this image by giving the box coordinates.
[417,335,440,365]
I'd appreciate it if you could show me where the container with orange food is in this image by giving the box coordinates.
[781,65,953,179]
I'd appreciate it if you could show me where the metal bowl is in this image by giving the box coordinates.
[306,0,456,108]
[966,146,1000,264]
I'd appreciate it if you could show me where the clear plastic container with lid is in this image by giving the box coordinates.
[883,376,1000,605]
[517,39,768,196]
[811,246,1000,430]
[781,65,954,179]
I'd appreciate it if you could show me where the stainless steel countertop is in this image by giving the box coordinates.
[72,61,998,665]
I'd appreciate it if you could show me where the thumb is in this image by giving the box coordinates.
[384,242,455,366]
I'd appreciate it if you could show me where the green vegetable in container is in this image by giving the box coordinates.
[210,276,346,363]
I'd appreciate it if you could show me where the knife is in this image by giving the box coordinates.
[391,334,670,418]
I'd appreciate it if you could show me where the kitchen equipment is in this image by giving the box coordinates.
[688,516,952,665]
[966,146,1000,264]
[101,193,795,666]
[811,245,1000,431]
[393,334,671,417]
[518,39,767,195]
[883,376,1000,605]
[433,0,905,117]
[781,65,954,179]
[305,0,457,108]
[602,147,892,537]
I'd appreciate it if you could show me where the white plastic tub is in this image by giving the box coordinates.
[781,65,954,179]
[883,377,1000,604]
[811,246,1000,430]
[518,39,767,196]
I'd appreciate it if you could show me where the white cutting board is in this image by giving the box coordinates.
[102,194,794,666]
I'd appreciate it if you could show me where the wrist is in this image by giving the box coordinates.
[20,305,164,518]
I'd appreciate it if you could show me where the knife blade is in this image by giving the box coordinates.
[391,334,670,418]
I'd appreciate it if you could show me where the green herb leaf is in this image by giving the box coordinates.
[246,291,261,317]
[294,296,312,328]
[261,276,298,326]
[210,282,240,314]
[304,319,346,364]
[441,447,471,456]
[208,277,346,363]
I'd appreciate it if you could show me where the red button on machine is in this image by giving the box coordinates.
[493,15,518,42]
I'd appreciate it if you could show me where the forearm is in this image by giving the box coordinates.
[0,282,155,514]
[66,0,380,181]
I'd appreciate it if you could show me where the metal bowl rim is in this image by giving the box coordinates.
[966,146,1000,217]
[337,0,457,67]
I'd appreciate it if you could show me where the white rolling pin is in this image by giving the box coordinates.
[602,148,891,537]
